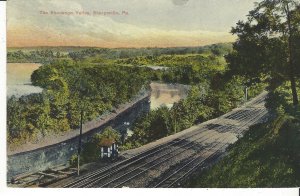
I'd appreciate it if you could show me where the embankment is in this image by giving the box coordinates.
[7,92,150,179]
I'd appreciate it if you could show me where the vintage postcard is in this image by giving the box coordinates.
[3,0,300,192]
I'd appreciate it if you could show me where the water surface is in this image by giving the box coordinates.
[7,63,43,98]
[150,82,190,110]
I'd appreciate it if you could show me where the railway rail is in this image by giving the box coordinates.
[60,91,269,188]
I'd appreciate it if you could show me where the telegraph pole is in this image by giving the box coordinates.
[245,86,248,102]
[173,109,177,134]
[77,109,83,176]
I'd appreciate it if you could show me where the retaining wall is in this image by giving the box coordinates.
[7,95,150,179]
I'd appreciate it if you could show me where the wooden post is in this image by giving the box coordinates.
[245,87,248,102]
[77,109,83,176]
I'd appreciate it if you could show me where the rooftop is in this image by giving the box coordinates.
[99,138,115,147]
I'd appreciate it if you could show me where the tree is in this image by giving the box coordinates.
[69,51,84,62]
[7,96,27,141]
[226,0,300,105]
[97,126,121,144]
[80,127,118,163]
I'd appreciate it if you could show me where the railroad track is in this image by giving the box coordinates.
[64,124,218,188]
[62,91,269,188]
[149,108,268,188]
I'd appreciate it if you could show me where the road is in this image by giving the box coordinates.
[53,91,269,188]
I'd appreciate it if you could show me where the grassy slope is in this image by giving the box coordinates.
[186,111,300,187]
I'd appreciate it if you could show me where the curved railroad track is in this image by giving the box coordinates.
[60,91,269,188]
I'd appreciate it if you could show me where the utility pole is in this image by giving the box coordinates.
[122,122,130,145]
[77,109,83,176]
[245,86,248,102]
[173,110,177,134]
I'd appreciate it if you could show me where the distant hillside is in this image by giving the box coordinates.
[7,43,233,63]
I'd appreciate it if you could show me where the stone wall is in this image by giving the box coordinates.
[7,95,150,179]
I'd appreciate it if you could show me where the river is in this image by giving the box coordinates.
[6,65,190,178]
[7,63,43,98]
[150,82,190,110]
[7,63,188,108]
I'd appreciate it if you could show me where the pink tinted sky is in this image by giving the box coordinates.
[7,0,258,48]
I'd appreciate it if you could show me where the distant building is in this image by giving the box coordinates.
[99,138,118,159]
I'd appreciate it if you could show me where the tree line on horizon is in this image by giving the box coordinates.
[7,43,232,63]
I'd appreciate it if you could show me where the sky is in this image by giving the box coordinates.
[7,0,258,48]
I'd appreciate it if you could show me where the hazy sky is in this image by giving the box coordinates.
[7,0,258,48]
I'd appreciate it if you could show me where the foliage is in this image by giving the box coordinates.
[7,60,149,147]
[226,0,300,105]
[114,54,224,68]
[186,82,300,188]
[7,43,232,63]
[7,49,67,63]
[7,43,256,149]
[7,43,234,147]
[97,126,121,145]
[187,117,300,187]
[186,113,300,187]
[69,154,79,167]
[160,55,226,85]
[69,127,120,166]
[122,106,171,150]
[122,75,261,151]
